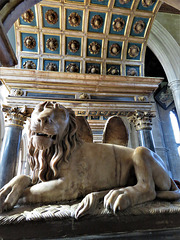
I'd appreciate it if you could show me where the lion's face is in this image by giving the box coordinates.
[30,102,69,150]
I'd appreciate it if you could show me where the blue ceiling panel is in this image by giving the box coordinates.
[44,60,59,71]
[87,38,102,58]
[90,0,109,6]
[21,32,38,52]
[88,11,106,33]
[109,14,128,35]
[44,35,60,54]
[130,17,149,37]
[21,58,38,69]
[19,7,36,26]
[127,42,142,60]
[66,36,82,56]
[66,9,83,31]
[137,0,158,12]
[107,40,123,59]
[126,65,140,76]
[42,6,60,28]
[65,61,81,73]
[114,0,133,9]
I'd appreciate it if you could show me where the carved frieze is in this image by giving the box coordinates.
[128,45,140,58]
[127,67,138,76]
[23,60,36,69]
[87,65,100,74]
[46,38,58,51]
[68,40,80,53]
[133,20,146,34]
[68,12,81,27]
[24,36,36,49]
[45,9,58,24]
[66,63,79,72]
[88,42,101,55]
[107,66,119,75]
[109,43,121,56]
[142,0,156,7]
[46,62,58,71]
[21,9,34,23]
[91,15,103,29]
[113,18,125,32]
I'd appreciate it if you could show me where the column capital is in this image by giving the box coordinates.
[169,79,180,92]
[2,105,31,128]
[128,110,155,131]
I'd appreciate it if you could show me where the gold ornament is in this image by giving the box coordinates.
[46,63,58,71]
[109,43,121,56]
[128,45,140,58]
[89,42,101,54]
[68,40,80,53]
[24,36,36,49]
[107,66,119,75]
[119,0,131,4]
[87,65,100,74]
[133,20,146,34]
[68,12,81,27]
[66,63,79,72]
[127,67,138,76]
[141,0,156,7]
[23,60,36,69]
[91,15,103,29]
[21,9,34,23]
[46,38,58,51]
[45,9,58,24]
[112,18,125,32]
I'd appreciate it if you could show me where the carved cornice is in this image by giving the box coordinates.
[2,105,31,128]
[128,110,155,131]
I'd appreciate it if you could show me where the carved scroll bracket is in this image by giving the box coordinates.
[2,105,31,128]
[128,110,155,131]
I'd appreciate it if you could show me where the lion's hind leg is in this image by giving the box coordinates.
[104,147,157,213]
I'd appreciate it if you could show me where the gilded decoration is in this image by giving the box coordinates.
[128,45,140,58]
[133,20,146,34]
[109,43,121,56]
[45,9,58,24]
[127,67,138,76]
[91,15,103,29]
[2,105,30,127]
[23,60,36,69]
[87,65,100,74]
[113,18,125,32]
[119,0,131,4]
[46,62,58,71]
[79,93,90,99]
[66,63,79,72]
[68,12,81,27]
[46,38,58,51]
[89,42,100,54]
[141,0,156,7]
[68,40,80,53]
[24,36,36,49]
[21,9,34,23]
[107,66,119,75]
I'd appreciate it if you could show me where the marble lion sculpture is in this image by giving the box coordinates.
[0,102,180,218]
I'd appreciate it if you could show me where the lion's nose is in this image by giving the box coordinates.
[37,116,51,127]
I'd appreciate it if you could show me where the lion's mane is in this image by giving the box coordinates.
[28,103,79,184]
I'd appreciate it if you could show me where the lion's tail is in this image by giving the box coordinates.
[156,179,180,200]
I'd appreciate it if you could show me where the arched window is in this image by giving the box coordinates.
[170,109,180,157]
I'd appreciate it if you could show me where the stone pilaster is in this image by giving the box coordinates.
[169,79,180,122]
[128,111,156,152]
[0,105,30,188]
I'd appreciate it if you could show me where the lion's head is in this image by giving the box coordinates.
[28,102,79,183]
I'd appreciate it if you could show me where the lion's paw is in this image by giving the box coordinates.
[104,189,131,213]
[75,193,99,219]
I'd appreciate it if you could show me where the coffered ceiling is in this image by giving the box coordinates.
[14,0,161,77]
